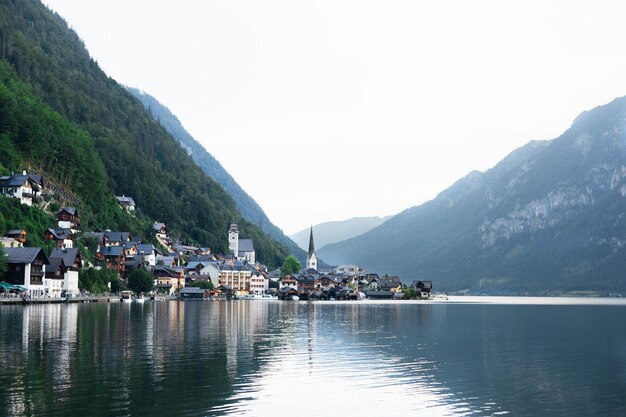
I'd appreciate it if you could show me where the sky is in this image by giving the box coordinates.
[44,0,626,235]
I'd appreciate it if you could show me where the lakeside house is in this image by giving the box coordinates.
[49,248,82,297]
[3,247,49,298]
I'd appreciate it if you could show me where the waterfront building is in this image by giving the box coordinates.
[3,247,49,298]
[219,262,254,294]
[49,248,82,297]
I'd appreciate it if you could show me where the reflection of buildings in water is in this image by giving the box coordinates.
[52,304,78,393]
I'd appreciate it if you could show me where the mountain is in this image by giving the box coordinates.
[290,216,391,251]
[0,0,289,266]
[126,87,307,263]
[319,96,626,294]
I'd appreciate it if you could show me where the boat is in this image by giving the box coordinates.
[134,294,145,303]
[290,295,300,301]
[431,293,449,301]
[238,293,278,300]
[121,290,133,303]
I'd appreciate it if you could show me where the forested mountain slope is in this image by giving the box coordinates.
[126,87,308,263]
[0,0,289,266]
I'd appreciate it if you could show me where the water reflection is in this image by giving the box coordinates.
[0,300,625,416]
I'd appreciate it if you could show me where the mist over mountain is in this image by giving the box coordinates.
[290,216,391,251]
[126,87,307,263]
[320,96,626,294]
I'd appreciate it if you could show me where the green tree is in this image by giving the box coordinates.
[0,247,7,278]
[280,255,302,276]
[190,280,214,290]
[402,287,417,299]
[127,269,154,294]
[110,274,123,293]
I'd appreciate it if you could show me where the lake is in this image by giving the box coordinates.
[1,297,625,416]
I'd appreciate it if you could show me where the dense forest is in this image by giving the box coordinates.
[0,0,290,266]
[127,87,309,264]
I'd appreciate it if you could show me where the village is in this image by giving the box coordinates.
[0,171,433,302]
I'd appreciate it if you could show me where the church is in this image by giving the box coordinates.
[306,226,317,271]
[228,223,255,264]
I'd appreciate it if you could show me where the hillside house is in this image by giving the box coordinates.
[95,246,126,274]
[43,228,74,248]
[116,195,136,211]
[6,229,27,245]
[56,207,81,231]
[153,222,167,239]
[0,172,43,206]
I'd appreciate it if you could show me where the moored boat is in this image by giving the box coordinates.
[121,290,133,303]
[431,293,448,301]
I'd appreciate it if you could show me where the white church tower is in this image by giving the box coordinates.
[306,226,318,271]
[228,223,239,258]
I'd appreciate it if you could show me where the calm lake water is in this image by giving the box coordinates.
[1,298,626,416]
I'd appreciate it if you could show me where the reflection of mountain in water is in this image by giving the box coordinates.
[1,302,625,416]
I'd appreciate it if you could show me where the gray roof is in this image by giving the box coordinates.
[46,258,65,274]
[57,207,78,216]
[7,229,25,236]
[104,231,130,242]
[0,175,34,188]
[98,246,124,256]
[82,232,103,241]
[4,247,48,264]
[49,248,80,266]
[137,244,154,255]
[180,287,206,294]
[116,195,135,206]
[238,239,255,253]
[47,228,73,240]
[153,222,165,230]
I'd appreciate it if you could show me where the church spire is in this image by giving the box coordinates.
[306,225,317,271]
[308,226,315,257]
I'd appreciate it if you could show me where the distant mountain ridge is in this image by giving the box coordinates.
[290,216,391,251]
[126,88,307,263]
[320,96,626,294]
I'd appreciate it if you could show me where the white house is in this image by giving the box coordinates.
[49,248,82,297]
[0,172,42,206]
[4,247,49,298]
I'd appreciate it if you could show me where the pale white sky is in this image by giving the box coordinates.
[45,0,626,234]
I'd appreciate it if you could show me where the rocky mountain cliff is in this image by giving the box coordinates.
[319,96,626,294]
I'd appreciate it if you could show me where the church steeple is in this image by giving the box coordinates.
[306,226,317,271]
